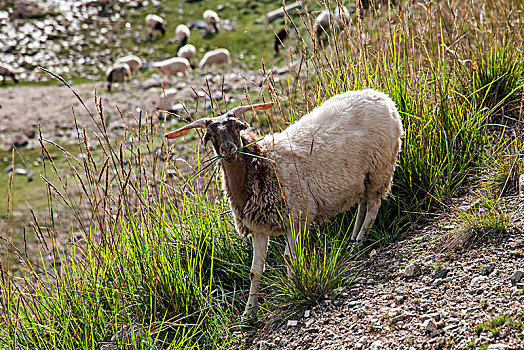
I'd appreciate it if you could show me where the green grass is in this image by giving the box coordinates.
[2,0,524,348]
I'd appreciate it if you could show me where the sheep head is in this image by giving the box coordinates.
[165,102,275,162]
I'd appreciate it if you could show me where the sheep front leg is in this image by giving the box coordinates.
[351,198,368,241]
[243,233,269,318]
[354,197,381,245]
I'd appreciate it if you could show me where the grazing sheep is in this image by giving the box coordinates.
[198,48,230,69]
[151,57,191,78]
[106,63,131,92]
[177,44,196,65]
[274,28,288,53]
[165,89,404,317]
[145,14,166,40]
[334,5,351,27]
[0,63,18,84]
[314,10,330,40]
[315,6,351,40]
[203,9,219,33]
[114,55,142,76]
[175,24,190,46]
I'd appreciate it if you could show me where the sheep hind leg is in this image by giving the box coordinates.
[350,198,368,241]
[243,233,269,319]
[354,197,381,245]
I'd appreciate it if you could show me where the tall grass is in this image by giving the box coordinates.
[1,0,524,348]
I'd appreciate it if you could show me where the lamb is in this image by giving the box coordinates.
[198,48,230,69]
[0,63,18,84]
[151,57,191,78]
[145,14,166,40]
[175,24,190,46]
[114,55,142,76]
[165,89,404,317]
[203,9,219,33]
[106,63,131,92]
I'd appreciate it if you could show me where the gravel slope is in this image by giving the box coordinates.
[247,199,524,350]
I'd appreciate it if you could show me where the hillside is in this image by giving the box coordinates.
[1,0,523,349]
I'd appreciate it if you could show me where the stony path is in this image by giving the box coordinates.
[248,200,524,350]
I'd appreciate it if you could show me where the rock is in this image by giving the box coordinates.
[304,310,311,318]
[9,1,48,19]
[13,168,28,176]
[12,133,29,148]
[433,278,444,286]
[266,1,303,22]
[432,268,449,279]
[99,345,118,350]
[420,312,441,322]
[519,174,524,197]
[487,344,510,350]
[369,340,383,350]
[257,340,276,350]
[480,263,495,276]
[404,263,420,277]
[287,320,298,327]
[395,295,405,305]
[422,319,437,332]
[509,270,524,284]
[470,275,488,288]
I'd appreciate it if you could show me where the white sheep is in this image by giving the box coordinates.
[145,14,166,40]
[314,10,330,40]
[0,63,18,84]
[106,63,131,92]
[114,55,142,76]
[315,6,351,40]
[334,5,351,27]
[175,24,190,46]
[198,48,230,69]
[176,44,196,64]
[165,89,404,317]
[151,57,191,78]
[203,9,219,33]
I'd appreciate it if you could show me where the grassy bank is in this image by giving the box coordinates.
[1,0,523,349]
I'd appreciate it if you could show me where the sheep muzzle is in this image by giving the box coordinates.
[219,143,238,162]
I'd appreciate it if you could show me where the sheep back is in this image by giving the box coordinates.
[152,57,191,76]
[198,48,231,69]
[177,44,196,60]
[115,55,142,75]
[106,63,131,83]
[262,89,403,222]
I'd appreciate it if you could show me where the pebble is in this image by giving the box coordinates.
[287,320,298,327]
[404,263,420,277]
[432,268,449,279]
[487,344,510,350]
[480,263,495,276]
[509,270,523,284]
[422,318,437,332]
[470,275,488,288]
[369,340,383,350]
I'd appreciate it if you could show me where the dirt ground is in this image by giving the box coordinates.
[0,81,163,149]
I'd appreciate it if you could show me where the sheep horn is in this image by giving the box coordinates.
[228,102,275,118]
[165,119,209,139]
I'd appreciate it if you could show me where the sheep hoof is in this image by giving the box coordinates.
[241,308,257,323]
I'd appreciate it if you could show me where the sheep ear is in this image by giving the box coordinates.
[229,102,275,118]
[165,119,209,139]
